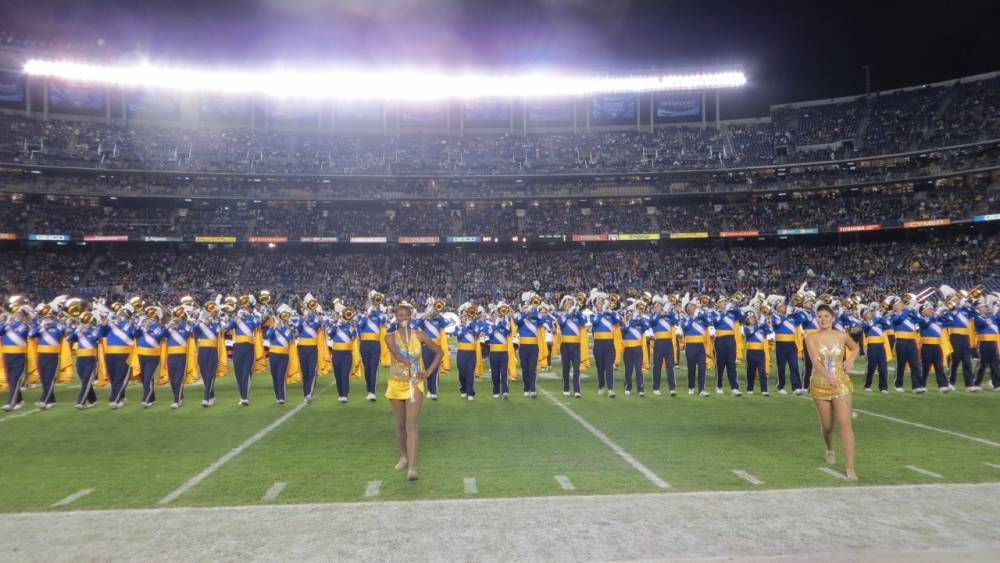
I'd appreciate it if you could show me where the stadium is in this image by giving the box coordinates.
[0,1,999,561]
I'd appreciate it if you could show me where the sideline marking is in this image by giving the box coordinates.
[464,478,478,495]
[262,482,287,502]
[905,465,943,479]
[0,408,41,423]
[818,467,847,480]
[554,475,576,490]
[852,408,1000,449]
[53,488,94,507]
[733,470,763,485]
[364,481,382,498]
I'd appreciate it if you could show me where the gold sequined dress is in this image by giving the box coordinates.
[385,327,426,401]
[809,343,853,401]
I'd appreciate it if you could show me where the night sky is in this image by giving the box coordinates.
[0,0,994,117]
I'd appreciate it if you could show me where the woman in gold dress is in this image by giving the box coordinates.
[384,300,443,481]
[804,304,860,480]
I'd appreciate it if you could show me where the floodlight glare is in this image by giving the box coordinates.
[23,59,746,101]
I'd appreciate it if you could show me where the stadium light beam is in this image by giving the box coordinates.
[22,59,746,101]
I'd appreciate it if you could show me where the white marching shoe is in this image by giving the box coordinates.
[731,389,742,397]
[366,393,376,401]
[338,396,348,403]
[698,390,710,397]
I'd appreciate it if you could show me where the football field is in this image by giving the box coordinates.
[2,355,999,514]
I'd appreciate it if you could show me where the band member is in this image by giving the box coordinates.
[681,300,710,397]
[296,301,324,402]
[918,302,952,392]
[621,302,650,396]
[328,308,357,403]
[454,304,482,401]
[195,306,231,408]
[30,312,65,409]
[515,293,546,399]
[165,311,193,408]
[486,304,512,399]
[98,305,137,409]
[265,305,296,404]
[385,300,443,482]
[137,311,167,408]
[649,295,679,396]
[588,291,620,398]
[940,296,976,389]
[357,291,386,401]
[1,307,31,411]
[973,300,1000,391]
[67,315,99,408]
[860,305,891,393]
[555,295,586,398]
[888,297,924,393]
[742,310,773,396]
[771,299,804,395]
[710,295,743,396]
[232,306,261,406]
[414,299,450,401]
[794,294,818,389]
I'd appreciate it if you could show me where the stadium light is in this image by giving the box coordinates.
[23,59,746,101]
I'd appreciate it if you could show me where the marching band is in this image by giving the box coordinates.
[2,283,1000,412]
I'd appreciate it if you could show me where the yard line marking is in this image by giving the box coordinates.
[554,475,576,490]
[817,467,847,480]
[852,408,1000,449]
[159,382,334,505]
[364,481,382,498]
[53,488,94,507]
[262,482,287,502]
[0,408,41,423]
[463,478,478,495]
[986,463,1000,470]
[539,388,670,489]
[732,470,763,486]
[905,465,944,479]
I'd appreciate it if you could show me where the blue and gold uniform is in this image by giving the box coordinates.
[328,317,357,400]
[770,307,804,393]
[97,315,138,406]
[743,320,772,394]
[1,318,31,409]
[890,307,923,391]
[296,311,324,399]
[710,303,744,393]
[454,317,482,399]
[195,318,234,404]
[67,322,100,407]
[918,307,951,391]
[30,319,65,406]
[357,306,385,397]
[682,307,711,395]
[137,319,167,406]
[555,309,587,395]
[515,308,547,396]
[973,307,1000,389]
[940,304,976,388]
[265,321,295,402]
[861,313,891,392]
[588,309,620,395]
[794,307,818,388]
[649,305,678,394]
[231,311,261,403]
[164,320,192,405]
[621,312,649,395]
[414,313,449,398]
[485,316,512,397]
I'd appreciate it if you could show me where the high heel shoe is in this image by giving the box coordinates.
[845,469,858,481]
[394,457,408,470]
[825,450,836,465]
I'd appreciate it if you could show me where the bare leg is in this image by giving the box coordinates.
[832,395,856,478]
[391,399,407,469]
[813,398,835,463]
[405,391,424,480]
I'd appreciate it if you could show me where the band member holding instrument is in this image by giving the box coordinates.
[67,313,100,409]
[232,302,261,406]
[770,298,804,395]
[515,292,546,399]
[329,304,358,403]
[455,303,482,400]
[940,292,976,390]
[918,302,952,392]
[860,304,891,393]
[710,295,744,397]
[358,291,386,401]
[98,304,138,409]
[742,310,773,396]
[165,309,193,409]
[195,304,231,408]
[0,303,31,411]
[555,294,586,398]
[486,303,513,399]
[385,300,443,481]
[588,290,620,398]
[414,298,449,401]
[30,309,65,409]
[296,296,324,402]
[649,295,679,396]
[137,308,167,408]
[805,304,859,481]
[266,305,296,404]
[621,301,650,396]
[973,299,1000,391]
[681,299,711,397]
[888,297,924,393]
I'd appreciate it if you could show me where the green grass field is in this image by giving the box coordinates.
[1,355,999,513]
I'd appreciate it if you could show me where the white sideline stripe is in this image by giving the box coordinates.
[818,467,847,480]
[0,408,41,423]
[539,388,670,489]
[853,408,1000,449]
[986,463,1000,470]
[554,475,575,490]
[159,382,333,505]
[905,465,944,479]
[364,481,382,498]
[262,482,286,502]
[733,470,763,485]
[53,488,94,507]
[463,478,478,495]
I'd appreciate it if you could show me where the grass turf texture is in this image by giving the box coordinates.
[1,355,998,512]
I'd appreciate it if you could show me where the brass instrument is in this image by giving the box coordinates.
[238,294,252,308]
[819,294,833,305]
[278,310,292,322]
[465,305,479,317]
[128,296,145,311]
[731,291,745,304]
[946,296,959,311]
[258,290,272,305]
[791,294,804,307]
[608,292,621,308]
[80,311,95,325]
[111,302,124,314]
[667,294,680,305]
[145,306,160,320]
[179,295,195,307]
[498,304,510,316]
[698,294,711,307]
[5,294,29,313]
[759,304,771,316]
[530,295,542,307]
[37,303,53,318]
[305,297,319,312]
[433,299,446,313]
[221,303,236,315]
[903,293,917,306]
[575,291,587,305]
[641,291,652,305]
[65,297,86,319]
[371,292,384,306]
[342,307,356,321]
[172,305,187,319]
[636,301,648,314]
[204,301,218,314]
[224,295,238,308]
[970,285,985,299]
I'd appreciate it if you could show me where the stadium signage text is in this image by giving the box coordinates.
[142,236,182,242]
[195,236,237,243]
[572,234,609,241]
[350,236,388,243]
[719,230,759,238]
[669,232,710,239]
[447,236,481,243]
[299,237,339,243]
[975,214,1000,222]
[776,228,819,236]
[618,233,661,241]
[84,234,129,242]
[28,234,70,241]
[836,224,882,233]
[903,218,951,229]
[249,236,288,243]
[398,236,440,244]
[0,233,16,240]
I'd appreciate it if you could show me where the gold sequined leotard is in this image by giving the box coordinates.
[809,343,853,401]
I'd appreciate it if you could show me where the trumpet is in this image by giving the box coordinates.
[759,304,771,316]
[667,293,680,305]
[179,295,195,307]
[433,299,446,313]
[530,295,542,307]
[575,291,586,305]
[172,305,187,319]
[819,294,834,305]
[371,292,384,306]
[609,292,621,308]
[128,296,145,311]
[342,307,356,322]
[144,305,161,320]
[731,291,745,304]
[238,294,253,308]
[65,297,86,319]
[791,294,804,307]
[465,305,479,317]
[204,301,218,314]
[79,311,95,325]
[970,285,985,299]
[636,301,648,314]
[305,298,319,312]
[258,290,272,305]
[278,310,292,322]
[498,304,510,316]
[641,291,652,305]
[221,303,236,315]
[111,302,124,314]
